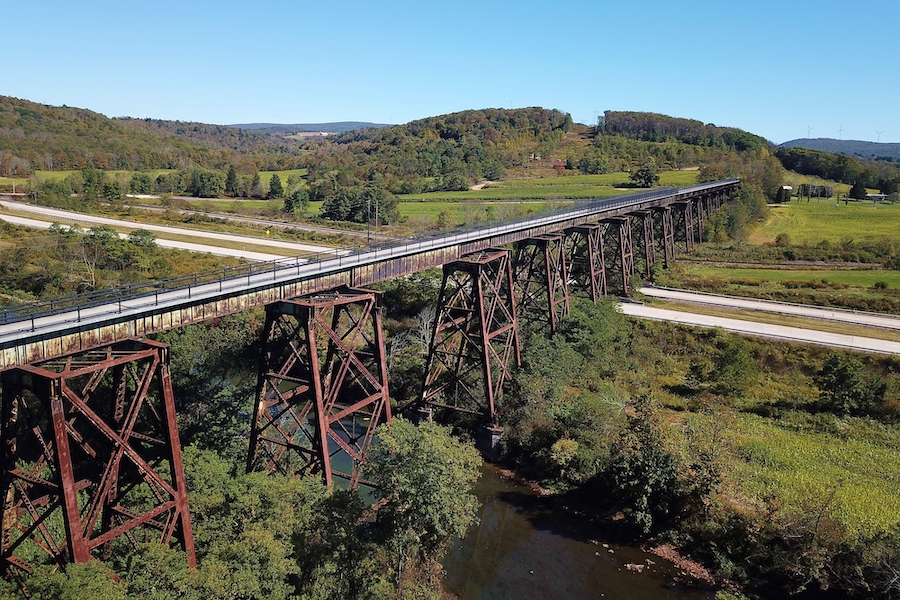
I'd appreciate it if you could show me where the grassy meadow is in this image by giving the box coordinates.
[397,170,700,202]
[751,198,900,246]
[682,266,900,288]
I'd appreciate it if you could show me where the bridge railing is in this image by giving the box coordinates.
[0,180,738,329]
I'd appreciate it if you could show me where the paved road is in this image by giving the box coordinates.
[620,301,900,355]
[0,200,349,257]
[0,214,287,261]
[640,286,900,330]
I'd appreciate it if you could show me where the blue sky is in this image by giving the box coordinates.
[2,0,897,143]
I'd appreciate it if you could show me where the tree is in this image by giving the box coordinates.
[225,165,239,197]
[283,186,309,217]
[267,174,284,199]
[774,186,791,203]
[849,180,868,200]
[630,159,660,187]
[365,420,481,582]
[249,172,264,198]
[129,172,154,195]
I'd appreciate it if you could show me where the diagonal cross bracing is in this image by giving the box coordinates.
[420,250,521,425]
[246,288,391,488]
[0,339,195,576]
[513,235,570,333]
[565,225,608,302]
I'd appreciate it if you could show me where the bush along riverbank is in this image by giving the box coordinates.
[492,299,900,598]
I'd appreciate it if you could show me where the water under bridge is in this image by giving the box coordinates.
[0,179,738,577]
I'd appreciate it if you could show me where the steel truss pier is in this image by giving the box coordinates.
[0,339,195,577]
[246,288,391,489]
[420,250,521,425]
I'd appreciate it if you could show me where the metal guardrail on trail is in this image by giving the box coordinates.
[0,180,738,332]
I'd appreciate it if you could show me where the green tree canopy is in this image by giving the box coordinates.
[267,173,283,199]
[365,419,481,575]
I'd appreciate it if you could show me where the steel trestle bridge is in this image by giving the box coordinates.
[0,179,737,369]
[0,179,737,577]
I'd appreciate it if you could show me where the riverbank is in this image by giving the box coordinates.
[442,463,720,600]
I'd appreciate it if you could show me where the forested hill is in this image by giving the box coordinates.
[780,138,900,162]
[301,107,573,196]
[601,110,771,151]
[0,96,303,175]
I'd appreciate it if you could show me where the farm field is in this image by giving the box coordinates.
[682,265,900,288]
[680,408,900,535]
[397,170,700,201]
[751,199,900,245]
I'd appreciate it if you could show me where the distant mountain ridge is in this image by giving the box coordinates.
[229,122,392,134]
[780,138,900,161]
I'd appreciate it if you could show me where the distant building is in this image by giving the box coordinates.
[867,193,888,201]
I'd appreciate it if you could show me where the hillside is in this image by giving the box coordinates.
[780,137,900,162]
[300,107,575,198]
[601,110,771,151]
[0,96,302,176]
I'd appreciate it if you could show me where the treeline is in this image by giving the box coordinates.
[0,96,302,176]
[29,167,309,209]
[775,146,900,194]
[600,110,771,152]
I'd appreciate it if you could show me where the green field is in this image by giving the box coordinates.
[700,410,900,535]
[3,169,309,187]
[753,199,900,245]
[258,169,307,186]
[683,265,900,288]
[397,170,700,201]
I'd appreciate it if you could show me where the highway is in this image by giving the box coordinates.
[620,301,900,355]
[0,200,349,256]
[640,286,900,330]
[0,213,288,261]
[0,180,740,367]
[126,200,398,242]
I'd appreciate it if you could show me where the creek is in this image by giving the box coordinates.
[441,464,719,600]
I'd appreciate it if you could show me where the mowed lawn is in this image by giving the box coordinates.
[752,200,900,245]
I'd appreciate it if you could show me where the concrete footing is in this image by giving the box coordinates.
[477,424,504,462]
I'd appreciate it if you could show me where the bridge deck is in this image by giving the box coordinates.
[0,180,738,368]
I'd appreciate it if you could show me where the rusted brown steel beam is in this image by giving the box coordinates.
[513,235,570,334]
[651,206,675,268]
[671,201,695,253]
[600,217,635,296]
[246,288,390,489]
[630,210,655,280]
[0,339,195,577]
[694,198,705,244]
[419,250,521,425]
[564,225,607,303]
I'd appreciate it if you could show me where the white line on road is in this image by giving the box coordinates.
[0,200,349,256]
[620,301,900,355]
[640,286,900,330]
